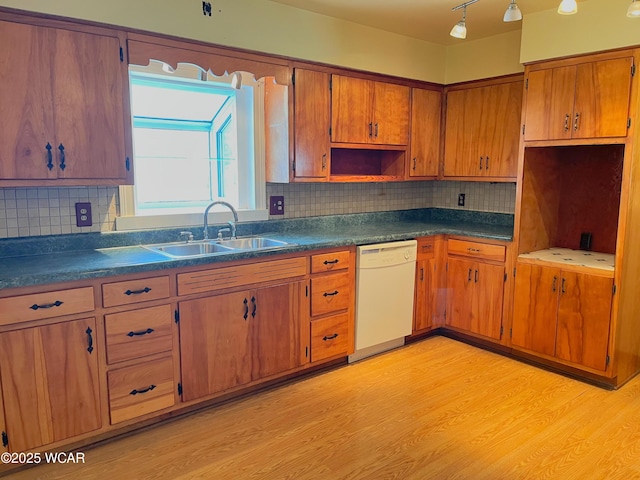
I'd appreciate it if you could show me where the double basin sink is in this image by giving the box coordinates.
[145,237,294,258]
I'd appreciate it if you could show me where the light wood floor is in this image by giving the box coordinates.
[6,336,640,480]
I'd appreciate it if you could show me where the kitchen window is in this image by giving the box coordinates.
[116,63,267,231]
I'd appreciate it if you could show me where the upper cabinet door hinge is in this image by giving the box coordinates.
[522,124,526,135]
[2,431,7,448]
[174,310,180,323]
[292,160,296,172]
[525,78,529,89]
[329,77,332,90]
[292,71,295,85]
[628,118,632,129]
[120,46,124,62]
[125,157,131,171]
[613,284,617,295]
[632,64,636,77]
[177,383,183,396]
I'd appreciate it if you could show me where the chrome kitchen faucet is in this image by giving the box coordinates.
[203,201,238,240]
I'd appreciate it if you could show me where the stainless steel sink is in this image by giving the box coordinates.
[145,241,236,258]
[217,237,292,250]
[144,237,294,258]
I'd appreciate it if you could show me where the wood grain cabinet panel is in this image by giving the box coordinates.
[0,20,128,183]
[310,273,350,316]
[105,305,174,364]
[310,313,350,362]
[107,356,175,424]
[524,56,633,141]
[102,276,170,308]
[0,286,94,326]
[408,88,441,178]
[0,318,101,452]
[310,250,350,273]
[512,262,613,372]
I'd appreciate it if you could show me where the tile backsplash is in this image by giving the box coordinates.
[0,181,515,239]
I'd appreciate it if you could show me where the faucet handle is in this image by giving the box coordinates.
[179,231,194,243]
[217,227,231,240]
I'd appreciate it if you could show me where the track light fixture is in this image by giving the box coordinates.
[628,0,640,18]
[503,0,522,22]
[450,0,479,40]
[557,0,578,15]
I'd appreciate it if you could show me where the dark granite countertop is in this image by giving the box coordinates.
[0,209,513,290]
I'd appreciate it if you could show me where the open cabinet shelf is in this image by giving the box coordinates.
[329,147,406,182]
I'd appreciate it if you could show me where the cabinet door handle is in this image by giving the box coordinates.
[130,385,156,396]
[552,276,557,292]
[322,153,327,170]
[368,122,373,137]
[474,269,479,283]
[564,113,570,131]
[561,278,566,294]
[485,156,489,170]
[573,112,580,132]
[323,290,339,297]
[127,328,154,337]
[413,157,417,170]
[479,156,483,170]
[468,269,472,282]
[251,296,256,318]
[323,333,339,341]
[420,268,424,281]
[86,327,94,354]
[323,259,339,265]
[243,298,249,320]
[374,122,379,138]
[58,143,66,171]
[125,287,152,296]
[29,300,63,310]
[46,143,54,171]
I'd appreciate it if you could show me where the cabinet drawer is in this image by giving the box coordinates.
[102,276,170,308]
[311,313,350,362]
[447,239,506,262]
[311,272,351,316]
[417,240,436,260]
[0,287,94,326]
[311,251,350,273]
[108,356,175,424]
[105,305,173,365]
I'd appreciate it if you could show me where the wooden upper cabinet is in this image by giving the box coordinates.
[444,80,522,179]
[331,75,409,146]
[0,318,101,452]
[409,88,441,178]
[293,69,330,179]
[524,56,634,141]
[0,20,128,183]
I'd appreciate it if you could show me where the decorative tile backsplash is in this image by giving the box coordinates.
[0,181,515,239]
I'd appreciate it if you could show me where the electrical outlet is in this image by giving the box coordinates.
[269,196,285,215]
[75,202,92,227]
[458,193,466,207]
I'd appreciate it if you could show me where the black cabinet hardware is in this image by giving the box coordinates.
[127,328,154,337]
[251,296,257,318]
[46,143,53,170]
[129,385,156,396]
[124,287,151,296]
[29,300,63,310]
[58,144,65,170]
[86,327,94,354]
[243,298,248,320]
[323,333,339,341]
[323,290,339,297]
[323,259,339,265]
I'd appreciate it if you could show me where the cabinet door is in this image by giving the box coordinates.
[179,291,252,402]
[556,272,613,371]
[52,28,127,179]
[409,88,441,178]
[0,318,101,452]
[331,75,372,144]
[512,263,559,357]
[446,257,477,331]
[414,258,434,332]
[474,262,505,340]
[443,88,483,177]
[0,21,56,180]
[294,69,330,179]
[524,66,576,141]
[482,82,522,178]
[573,57,633,139]
[371,81,410,145]
[251,281,304,379]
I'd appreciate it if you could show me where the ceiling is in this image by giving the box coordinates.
[266,0,562,46]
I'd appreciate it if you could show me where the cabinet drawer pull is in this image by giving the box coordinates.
[323,333,339,341]
[573,112,580,131]
[58,143,66,171]
[243,298,249,320]
[474,269,479,283]
[479,156,483,170]
[251,296,257,318]
[413,157,417,170]
[486,156,489,170]
[46,143,54,171]
[124,287,152,296]
[368,122,373,137]
[420,268,424,281]
[561,278,566,294]
[127,328,154,337]
[29,300,63,310]
[322,153,327,170]
[129,385,156,396]
[564,113,570,131]
[552,276,557,292]
[323,259,340,265]
[467,248,481,253]
[468,269,472,282]
[374,122,379,138]
[323,290,339,297]
[86,327,94,354]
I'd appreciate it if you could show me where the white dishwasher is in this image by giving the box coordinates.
[348,240,417,363]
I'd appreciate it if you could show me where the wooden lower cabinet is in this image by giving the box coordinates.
[0,318,101,452]
[446,257,505,340]
[178,281,305,402]
[310,313,350,362]
[512,262,613,371]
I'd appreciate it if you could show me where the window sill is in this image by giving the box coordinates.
[114,209,269,232]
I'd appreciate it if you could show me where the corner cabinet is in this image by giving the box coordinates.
[408,88,441,179]
[0,19,131,185]
[523,53,634,141]
[444,78,522,180]
[413,236,445,333]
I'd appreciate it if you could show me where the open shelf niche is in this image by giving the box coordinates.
[329,146,406,182]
